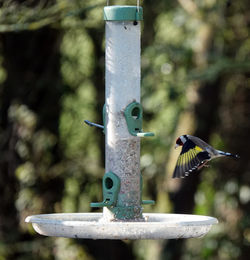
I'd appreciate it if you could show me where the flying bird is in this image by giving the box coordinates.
[173,135,239,178]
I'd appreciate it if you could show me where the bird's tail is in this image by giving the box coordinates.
[218,151,240,159]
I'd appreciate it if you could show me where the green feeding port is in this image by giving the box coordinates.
[90,170,154,210]
[124,102,142,136]
[124,102,155,137]
[90,172,120,208]
[104,6,143,21]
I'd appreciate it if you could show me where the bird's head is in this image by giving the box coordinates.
[175,135,188,149]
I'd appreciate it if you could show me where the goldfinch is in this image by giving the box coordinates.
[173,135,239,178]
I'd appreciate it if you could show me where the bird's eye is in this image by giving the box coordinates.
[176,138,183,145]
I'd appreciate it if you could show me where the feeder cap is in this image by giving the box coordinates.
[104,6,143,21]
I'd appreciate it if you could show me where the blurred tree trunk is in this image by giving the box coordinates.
[161,7,220,260]
[0,28,64,248]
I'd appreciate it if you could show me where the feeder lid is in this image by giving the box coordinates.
[104,6,143,21]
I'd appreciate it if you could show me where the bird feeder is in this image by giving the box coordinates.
[25,3,218,240]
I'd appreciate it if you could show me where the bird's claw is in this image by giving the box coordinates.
[198,162,209,170]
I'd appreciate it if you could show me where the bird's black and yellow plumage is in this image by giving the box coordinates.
[173,134,239,178]
[173,139,211,178]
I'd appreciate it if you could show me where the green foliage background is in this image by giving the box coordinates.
[0,0,250,259]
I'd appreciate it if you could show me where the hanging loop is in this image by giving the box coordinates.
[137,0,140,12]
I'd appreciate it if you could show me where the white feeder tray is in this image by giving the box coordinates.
[25,213,218,240]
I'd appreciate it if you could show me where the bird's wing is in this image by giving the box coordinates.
[187,135,219,155]
[173,139,211,178]
[187,135,210,148]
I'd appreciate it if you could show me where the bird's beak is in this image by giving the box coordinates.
[175,144,180,149]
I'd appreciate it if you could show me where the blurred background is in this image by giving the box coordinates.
[0,0,250,259]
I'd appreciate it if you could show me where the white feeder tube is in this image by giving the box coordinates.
[104,20,142,220]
